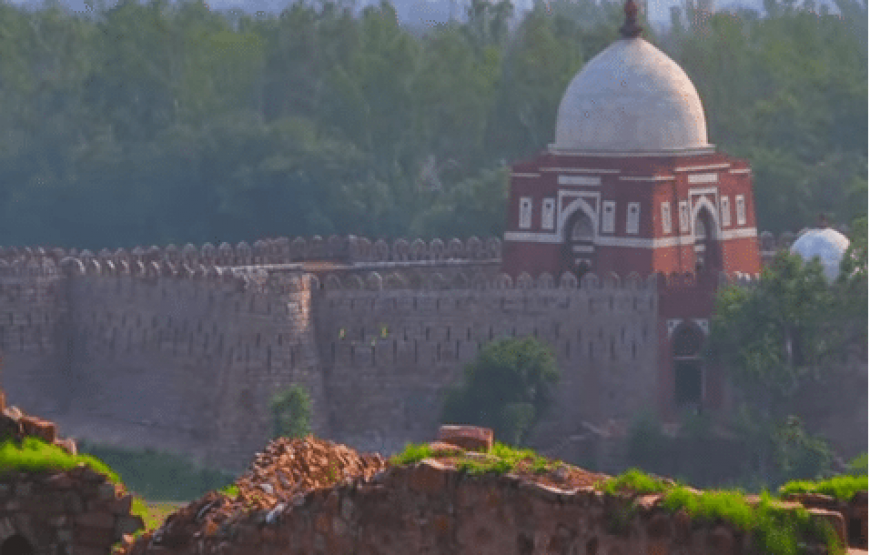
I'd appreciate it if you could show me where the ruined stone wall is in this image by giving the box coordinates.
[0,465,143,555]
[124,460,841,555]
[313,270,660,455]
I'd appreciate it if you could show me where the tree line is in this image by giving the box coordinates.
[0,0,864,249]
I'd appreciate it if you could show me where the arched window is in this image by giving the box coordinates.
[564,210,596,275]
[1,535,35,555]
[571,217,591,241]
[693,207,719,273]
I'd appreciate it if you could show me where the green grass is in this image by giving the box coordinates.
[135,499,183,530]
[604,468,845,555]
[779,474,868,501]
[218,483,240,498]
[390,442,557,476]
[601,468,670,496]
[390,442,435,466]
[0,437,119,482]
[661,486,754,531]
[78,441,236,501]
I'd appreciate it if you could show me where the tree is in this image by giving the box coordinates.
[711,251,840,417]
[709,250,857,483]
[442,337,559,445]
[270,385,312,439]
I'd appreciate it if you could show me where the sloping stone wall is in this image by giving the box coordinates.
[127,461,845,555]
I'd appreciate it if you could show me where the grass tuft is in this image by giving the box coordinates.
[779,474,868,501]
[389,443,435,466]
[606,468,846,555]
[390,441,557,476]
[219,484,240,498]
[601,468,670,496]
[0,437,119,482]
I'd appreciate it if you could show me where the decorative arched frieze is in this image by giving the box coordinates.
[516,272,534,289]
[559,272,578,289]
[580,272,599,290]
[537,272,555,289]
[429,239,445,260]
[493,273,513,289]
[392,239,410,262]
[385,272,408,290]
[447,238,464,259]
[345,274,364,290]
[410,239,427,261]
[373,240,390,262]
[325,274,343,290]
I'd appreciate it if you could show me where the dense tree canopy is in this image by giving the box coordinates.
[709,229,867,481]
[442,337,559,445]
[0,0,864,249]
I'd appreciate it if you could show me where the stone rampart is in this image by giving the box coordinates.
[57,271,324,471]
[0,258,69,419]
[313,270,660,454]
[0,229,854,472]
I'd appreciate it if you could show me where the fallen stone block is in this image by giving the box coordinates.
[438,425,493,452]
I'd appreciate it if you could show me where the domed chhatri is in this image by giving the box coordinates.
[790,227,851,281]
[553,9,709,153]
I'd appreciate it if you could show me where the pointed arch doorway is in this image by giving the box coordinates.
[564,209,596,277]
[693,206,720,273]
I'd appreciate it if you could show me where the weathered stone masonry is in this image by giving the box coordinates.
[0,232,857,472]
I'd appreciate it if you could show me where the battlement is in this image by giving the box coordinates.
[0,229,809,286]
[0,235,503,269]
[314,268,760,293]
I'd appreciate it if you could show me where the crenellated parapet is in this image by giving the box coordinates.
[317,270,660,292]
[0,228,835,274]
[0,235,503,272]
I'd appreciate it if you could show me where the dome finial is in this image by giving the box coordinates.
[620,0,643,38]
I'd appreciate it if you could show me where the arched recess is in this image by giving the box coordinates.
[1,535,35,555]
[561,203,597,276]
[692,202,721,273]
[671,323,706,409]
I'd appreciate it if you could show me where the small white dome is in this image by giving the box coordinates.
[553,38,710,154]
[789,228,850,281]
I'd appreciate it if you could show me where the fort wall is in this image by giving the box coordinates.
[313,270,660,455]
[58,269,324,471]
[0,258,69,419]
[0,231,858,472]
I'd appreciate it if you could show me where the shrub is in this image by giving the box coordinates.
[625,411,669,470]
[270,384,312,440]
[441,337,558,445]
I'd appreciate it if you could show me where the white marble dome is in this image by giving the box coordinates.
[789,228,851,281]
[553,37,710,153]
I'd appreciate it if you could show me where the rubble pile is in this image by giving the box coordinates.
[233,436,387,510]
[119,436,387,552]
